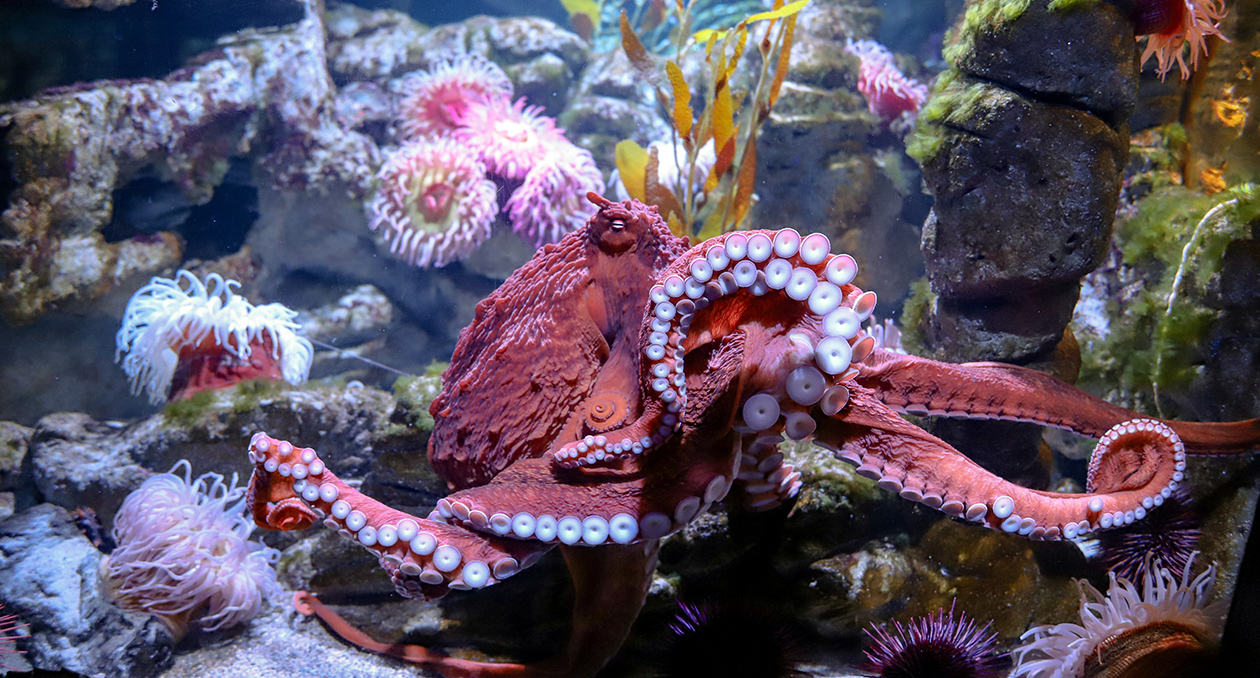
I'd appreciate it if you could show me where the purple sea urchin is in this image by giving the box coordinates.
[1012,554,1226,678]
[0,604,28,671]
[657,600,806,678]
[100,461,280,640]
[863,601,1003,678]
[1094,485,1201,584]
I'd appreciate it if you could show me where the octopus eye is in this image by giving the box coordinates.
[611,219,626,230]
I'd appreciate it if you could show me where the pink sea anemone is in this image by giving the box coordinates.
[1134,0,1229,80]
[505,147,607,247]
[396,54,513,139]
[368,138,499,267]
[1012,554,1226,678]
[845,39,929,128]
[456,97,605,246]
[455,97,570,181]
[116,270,313,404]
[100,460,280,640]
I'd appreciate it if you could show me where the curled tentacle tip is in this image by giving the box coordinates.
[293,590,318,615]
[267,497,319,531]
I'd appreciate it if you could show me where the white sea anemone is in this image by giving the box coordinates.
[101,460,280,639]
[116,270,313,404]
[1011,554,1227,678]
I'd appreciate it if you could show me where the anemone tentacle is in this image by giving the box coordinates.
[103,459,279,638]
[116,270,312,404]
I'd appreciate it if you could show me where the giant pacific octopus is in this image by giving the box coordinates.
[246,194,1260,677]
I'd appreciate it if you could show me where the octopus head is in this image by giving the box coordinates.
[585,192,664,255]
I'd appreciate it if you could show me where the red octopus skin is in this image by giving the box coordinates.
[428,193,691,489]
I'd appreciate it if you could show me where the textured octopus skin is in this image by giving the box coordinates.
[245,196,1260,678]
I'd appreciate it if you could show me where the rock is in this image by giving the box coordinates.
[502,49,573,116]
[919,78,1126,298]
[787,0,879,89]
[324,5,432,81]
[0,421,31,495]
[298,284,396,349]
[1193,238,1260,421]
[30,413,148,525]
[326,6,589,117]
[560,49,669,171]
[953,0,1137,125]
[920,282,1084,363]
[559,94,668,172]
[157,604,419,678]
[906,0,1138,477]
[0,0,377,325]
[245,185,500,369]
[0,504,174,677]
[801,539,919,636]
[28,381,401,526]
[913,0,1137,319]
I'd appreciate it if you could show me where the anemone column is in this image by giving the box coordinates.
[909,0,1138,485]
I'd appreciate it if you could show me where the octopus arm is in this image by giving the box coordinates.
[247,434,546,598]
[858,352,1260,455]
[815,390,1191,540]
[293,591,529,677]
[438,428,740,546]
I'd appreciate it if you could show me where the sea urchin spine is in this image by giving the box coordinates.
[863,601,1004,678]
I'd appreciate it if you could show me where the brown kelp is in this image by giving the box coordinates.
[615,0,808,241]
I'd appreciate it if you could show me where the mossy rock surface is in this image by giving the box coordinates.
[948,0,1135,125]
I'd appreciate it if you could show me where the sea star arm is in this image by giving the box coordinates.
[858,352,1260,455]
[246,433,546,597]
[813,389,1188,539]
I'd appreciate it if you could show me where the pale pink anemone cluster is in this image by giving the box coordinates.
[396,56,513,138]
[368,54,605,266]
[1140,0,1229,80]
[845,39,929,132]
[1011,554,1226,678]
[100,461,280,640]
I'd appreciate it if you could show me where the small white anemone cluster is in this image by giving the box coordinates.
[1011,554,1227,678]
[116,270,313,404]
[101,460,281,638]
